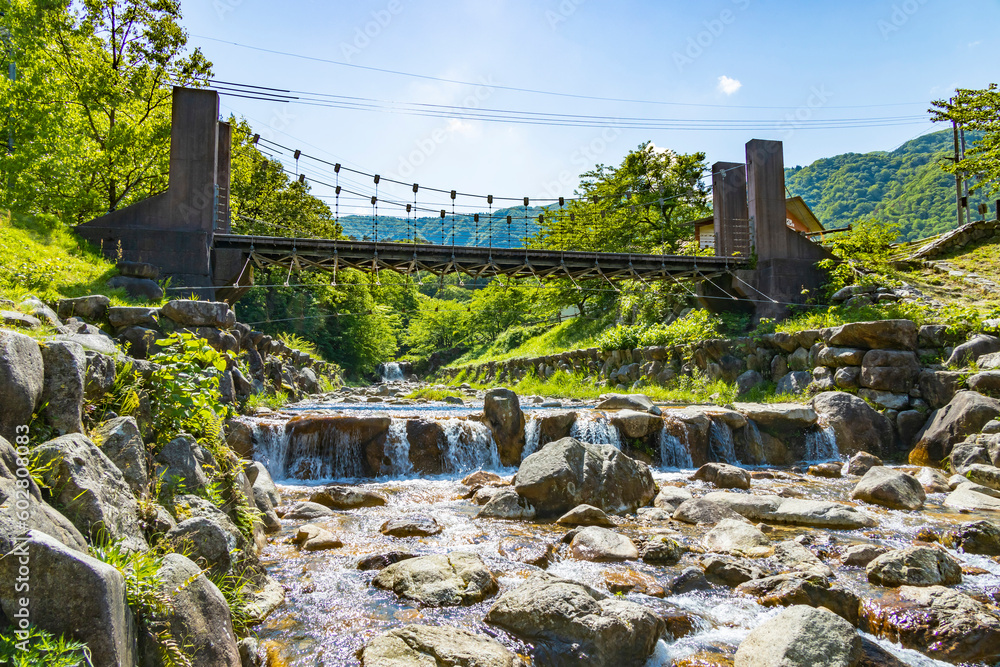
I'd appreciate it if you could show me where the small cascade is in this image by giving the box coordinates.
[440,418,501,473]
[658,424,693,469]
[383,418,413,476]
[523,415,542,458]
[379,362,405,382]
[743,419,767,465]
[804,422,840,462]
[285,426,365,480]
[708,418,738,464]
[570,413,621,449]
[251,419,290,481]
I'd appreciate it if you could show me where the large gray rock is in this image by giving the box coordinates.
[702,518,772,557]
[733,403,817,431]
[946,333,1000,367]
[476,487,536,520]
[942,520,1000,555]
[917,370,964,410]
[673,497,748,525]
[965,463,1000,491]
[822,319,917,350]
[810,391,894,456]
[92,417,148,498]
[166,516,242,575]
[513,437,655,517]
[969,370,1000,395]
[33,434,147,551]
[703,491,876,529]
[484,388,526,467]
[556,504,613,527]
[0,530,136,666]
[0,329,44,442]
[107,275,163,301]
[860,349,920,393]
[692,462,751,489]
[845,451,883,476]
[910,391,1000,466]
[160,300,234,329]
[776,370,813,396]
[139,553,240,667]
[944,483,1000,511]
[859,585,1000,664]
[569,526,638,561]
[0,436,87,550]
[84,350,117,401]
[19,296,60,326]
[309,485,387,509]
[866,546,962,587]
[485,576,665,667]
[380,514,442,537]
[652,485,693,510]
[57,295,111,321]
[40,340,87,435]
[107,306,159,330]
[736,573,861,625]
[373,552,498,607]
[850,466,925,510]
[244,460,281,507]
[155,434,210,492]
[609,409,663,439]
[360,624,527,667]
[734,605,862,667]
[595,392,660,414]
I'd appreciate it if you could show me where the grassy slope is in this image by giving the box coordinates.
[449,316,607,367]
[0,210,162,308]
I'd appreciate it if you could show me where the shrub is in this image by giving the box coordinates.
[596,309,723,351]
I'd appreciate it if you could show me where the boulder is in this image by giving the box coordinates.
[373,552,498,607]
[945,333,1000,367]
[107,306,159,330]
[692,462,751,489]
[1,310,41,329]
[513,437,655,517]
[360,624,527,667]
[673,497,748,525]
[107,275,163,300]
[0,437,87,550]
[292,524,343,551]
[18,296,60,326]
[280,501,334,521]
[380,515,442,537]
[944,483,1000,511]
[485,576,665,667]
[965,463,1000,490]
[866,546,962,587]
[556,504,614,527]
[702,554,767,586]
[860,349,920,393]
[483,388,526,466]
[595,393,660,415]
[498,537,557,568]
[652,485,693,510]
[734,605,861,667]
[822,319,917,350]
[732,403,817,431]
[701,518,772,557]
[736,369,764,396]
[735,573,861,625]
[850,466,925,510]
[252,486,281,534]
[609,409,663,439]
[808,462,842,478]
[57,295,111,322]
[776,370,813,396]
[840,544,889,567]
[969,370,1000,396]
[665,567,712,595]
[141,553,240,666]
[703,492,875,530]
[918,370,964,409]
[154,434,210,491]
[568,526,639,561]
[39,340,87,435]
[845,451,883,476]
[160,300,234,329]
[910,391,1000,466]
[603,569,665,597]
[33,434,148,551]
[84,350,117,401]
[914,467,951,494]
[309,485,387,509]
[166,516,243,574]
[816,346,866,367]
[640,535,685,564]
[948,438,994,474]
[0,329,44,441]
[92,417,148,498]
[476,488,536,520]
[859,585,1000,664]
[245,461,281,507]
[357,551,417,571]
[0,530,136,666]
[942,520,1000,555]
[810,391,894,456]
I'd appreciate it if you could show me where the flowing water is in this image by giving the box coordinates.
[379,362,405,382]
[522,415,542,458]
[707,418,738,464]
[569,411,621,449]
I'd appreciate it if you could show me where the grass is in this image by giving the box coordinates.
[0,209,160,307]
[0,626,90,667]
[449,316,607,367]
[405,386,464,401]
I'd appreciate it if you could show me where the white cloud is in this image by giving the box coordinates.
[717,75,742,96]
[969,40,982,49]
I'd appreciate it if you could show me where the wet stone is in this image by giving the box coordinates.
[381,515,443,538]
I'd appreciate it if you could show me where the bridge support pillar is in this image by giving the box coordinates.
[76,87,233,299]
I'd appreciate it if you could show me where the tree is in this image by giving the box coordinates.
[467,281,530,343]
[404,297,468,356]
[932,85,1000,197]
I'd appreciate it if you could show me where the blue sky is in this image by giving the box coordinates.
[182,0,1000,215]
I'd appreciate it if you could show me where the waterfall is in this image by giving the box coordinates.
[803,423,840,462]
[658,424,693,469]
[523,415,542,458]
[252,420,290,481]
[708,418,738,464]
[570,413,621,449]
[743,419,766,465]
[285,427,365,480]
[383,418,413,476]
[380,362,404,382]
[440,418,501,473]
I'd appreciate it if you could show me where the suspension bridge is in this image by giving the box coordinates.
[77,87,834,319]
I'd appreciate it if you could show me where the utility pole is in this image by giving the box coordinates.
[952,116,964,228]
[960,126,971,223]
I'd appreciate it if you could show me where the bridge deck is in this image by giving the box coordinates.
[213,234,745,282]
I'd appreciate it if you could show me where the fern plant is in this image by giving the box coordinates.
[0,626,90,667]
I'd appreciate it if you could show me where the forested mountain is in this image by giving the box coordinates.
[785,130,993,242]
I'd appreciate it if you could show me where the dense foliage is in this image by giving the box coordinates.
[932,84,1000,198]
[785,130,993,242]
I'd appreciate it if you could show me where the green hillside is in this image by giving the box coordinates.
[785,130,993,242]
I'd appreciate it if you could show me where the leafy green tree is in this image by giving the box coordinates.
[404,297,468,355]
[466,281,530,343]
[932,84,1000,197]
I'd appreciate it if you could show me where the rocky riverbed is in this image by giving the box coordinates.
[239,388,1000,667]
